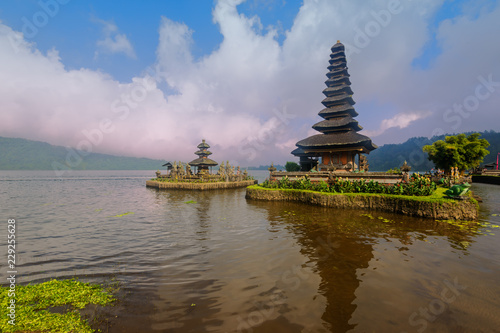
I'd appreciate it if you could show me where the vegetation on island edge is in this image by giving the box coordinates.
[260,173,438,196]
[0,279,117,333]
[423,133,490,174]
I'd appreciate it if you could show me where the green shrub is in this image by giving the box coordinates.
[260,174,437,196]
[285,161,301,172]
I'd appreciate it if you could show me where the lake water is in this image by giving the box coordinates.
[1,170,499,333]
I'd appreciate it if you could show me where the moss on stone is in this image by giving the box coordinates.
[245,185,478,220]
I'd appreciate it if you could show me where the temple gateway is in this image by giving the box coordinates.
[292,41,377,171]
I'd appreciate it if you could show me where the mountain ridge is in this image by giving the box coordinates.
[0,136,165,171]
[366,130,500,171]
[1,131,499,171]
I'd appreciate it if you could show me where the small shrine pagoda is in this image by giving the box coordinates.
[147,139,257,190]
[189,139,218,174]
[292,41,377,171]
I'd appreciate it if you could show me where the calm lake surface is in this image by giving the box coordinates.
[1,170,499,333]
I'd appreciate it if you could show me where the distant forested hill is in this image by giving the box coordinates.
[367,130,500,171]
[0,136,165,170]
[2,131,499,172]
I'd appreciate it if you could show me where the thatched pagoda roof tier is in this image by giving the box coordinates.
[312,117,362,133]
[296,131,377,152]
[197,139,210,149]
[321,94,355,108]
[325,76,351,86]
[327,61,347,71]
[291,147,307,156]
[318,105,358,118]
[195,150,212,156]
[329,53,346,63]
[326,67,348,79]
[322,85,353,96]
[331,41,345,52]
[189,157,218,167]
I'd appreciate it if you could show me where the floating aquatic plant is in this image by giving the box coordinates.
[111,212,134,217]
[0,279,116,333]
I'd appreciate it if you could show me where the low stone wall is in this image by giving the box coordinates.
[245,185,478,220]
[271,171,402,184]
[146,180,257,191]
[472,175,500,185]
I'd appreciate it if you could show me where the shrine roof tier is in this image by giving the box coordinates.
[325,75,351,86]
[327,61,347,71]
[318,105,359,118]
[197,139,210,149]
[329,53,346,63]
[189,157,218,167]
[331,41,345,52]
[312,117,362,133]
[292,146,373,157]
[291,147,308,156]
[322,85,353,97]
[321,93,355,108]
[296,131,377,152]
[326,67,348,79]
[195,150,212,156]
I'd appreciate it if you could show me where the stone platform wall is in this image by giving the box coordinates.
[246,186,478,220]
[146,180,257,191]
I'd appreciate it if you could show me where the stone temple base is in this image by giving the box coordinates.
[146,180,257,191]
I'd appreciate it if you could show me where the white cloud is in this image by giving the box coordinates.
[0,0,499,166]
[94,19,136,59]
[364,111,432,137]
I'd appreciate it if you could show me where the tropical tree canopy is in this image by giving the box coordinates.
[285,161,301,172]
[422,133,489,172]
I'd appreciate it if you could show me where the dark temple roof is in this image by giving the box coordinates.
[312,117,362,133]
[291,40,377,158]
[188,157,218,166]
[296,131,377,151]
[197,139,210,149]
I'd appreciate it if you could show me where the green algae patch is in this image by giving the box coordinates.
[110,212,135,218]
[184,200,197,204]
[0,279,116,333]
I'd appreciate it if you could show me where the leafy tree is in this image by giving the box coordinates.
[423,133,489,173]
[285,161,301,172]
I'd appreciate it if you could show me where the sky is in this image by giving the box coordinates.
[0,0,499,167]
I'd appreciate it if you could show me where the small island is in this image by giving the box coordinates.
[146,139,257,191]
[246,41,480,220]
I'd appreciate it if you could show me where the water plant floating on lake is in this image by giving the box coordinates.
[110,212,135,217]
[0,279,116,333]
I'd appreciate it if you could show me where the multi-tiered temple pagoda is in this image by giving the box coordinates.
[292,41,377,171]
[148,139,257,190]
[189,139,218,174]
